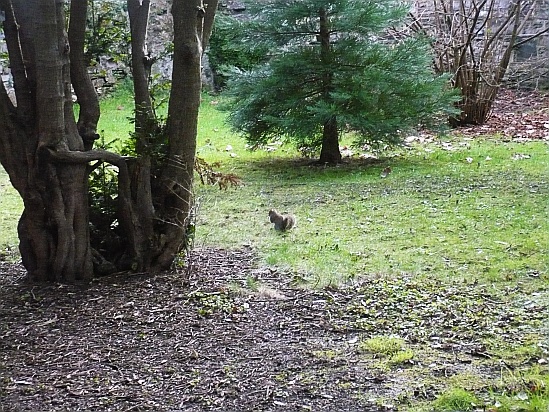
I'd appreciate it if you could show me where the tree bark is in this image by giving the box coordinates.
[202,0,218,50]
[319,117,342,164]
[127,0,156,141]
[318,7,341,164]
[153,0,205,271]
[0,0,28,192]
[69,0,100,150]
[125,0,155,271]
[0,0,93,282]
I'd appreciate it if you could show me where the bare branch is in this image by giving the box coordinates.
[47,147,128,167]
[514,27,549,48]
[482,0,519,56]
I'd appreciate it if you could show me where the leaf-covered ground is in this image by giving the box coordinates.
[1,247,547,411]
[452,88,549,141]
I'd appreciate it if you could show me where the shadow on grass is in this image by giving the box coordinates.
[226,154,398,182]
[224,145,548,198]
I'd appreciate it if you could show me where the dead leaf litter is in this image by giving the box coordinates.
[1,247,547,411]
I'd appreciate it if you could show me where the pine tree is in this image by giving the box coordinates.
[225,0,458,163]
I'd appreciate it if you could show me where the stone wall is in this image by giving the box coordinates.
[0,1,546,91]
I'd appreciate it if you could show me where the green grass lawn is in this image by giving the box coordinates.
[0,89,548,411]
[0,91,548,288]
[194,94,548,287]
[0,167,21,253]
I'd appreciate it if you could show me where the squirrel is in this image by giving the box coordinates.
[268,209,296,231]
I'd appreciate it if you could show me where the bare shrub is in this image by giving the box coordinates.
[410,0,548,126]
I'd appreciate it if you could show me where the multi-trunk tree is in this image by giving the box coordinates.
[0,0,217,282]
[225,0,458,163]
[410,0,548,126]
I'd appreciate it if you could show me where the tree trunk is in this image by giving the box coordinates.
[318,6,341,164]
[128,0,156,140]
[69,0,100,150]
[0,0,216,281]
[125,0,155,271]
[0,0,94,282]
[202,0,218,50]
[152,0,205,271]
[0,0,31,191]
[319,117,342,164]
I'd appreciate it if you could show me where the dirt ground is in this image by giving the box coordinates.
[0,248,408,411]
[1,246,547,411]
[1,89,548,411]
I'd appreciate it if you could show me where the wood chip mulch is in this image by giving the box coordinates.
[0,248,393,412]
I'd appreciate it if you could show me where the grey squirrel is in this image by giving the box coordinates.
[269,209,296,231]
